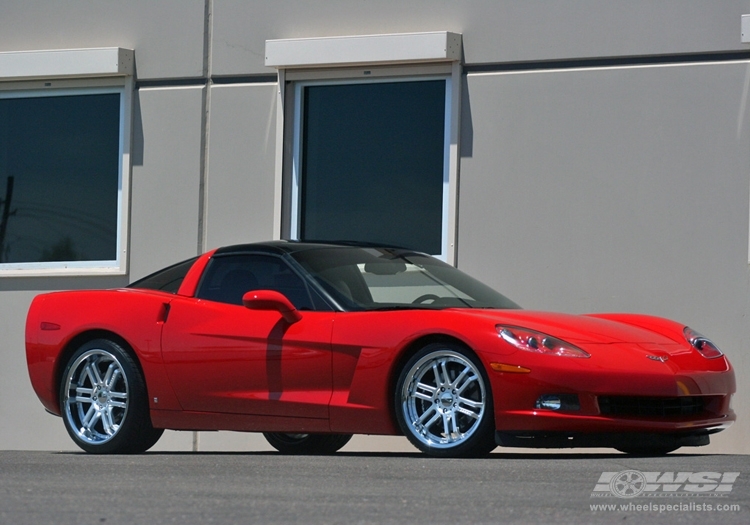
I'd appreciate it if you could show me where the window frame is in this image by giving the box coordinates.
[0,75,133,276]
[272,59,462,264]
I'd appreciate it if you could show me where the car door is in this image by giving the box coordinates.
[161,253,334,419]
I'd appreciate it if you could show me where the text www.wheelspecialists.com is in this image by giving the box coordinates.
[590,502,741,513]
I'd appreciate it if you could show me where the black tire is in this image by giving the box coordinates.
[263,432,353,454]
[616,446,680,456]
[395,342,497,458]
[59,338,163,454]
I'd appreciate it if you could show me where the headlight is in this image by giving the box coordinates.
[496,325,590,358]
[683,327,723,359]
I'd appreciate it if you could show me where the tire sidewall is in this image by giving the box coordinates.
[263,432,353,454]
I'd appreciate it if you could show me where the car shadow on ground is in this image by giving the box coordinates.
[53,450,718,460]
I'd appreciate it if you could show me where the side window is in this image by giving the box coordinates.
[197,254,314,310]
[128,256,199,294]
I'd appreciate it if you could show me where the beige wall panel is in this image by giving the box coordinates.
[212,0,750,75]
[0,0,205,80]
[129,87,204,280]
[204,83,278,249]
[0,291,71,449]
[458,63,750,453]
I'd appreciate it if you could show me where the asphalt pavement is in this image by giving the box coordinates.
[1,450,748,524]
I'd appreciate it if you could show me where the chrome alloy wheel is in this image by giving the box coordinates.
[400,349,487,449]
[62,348,130,446]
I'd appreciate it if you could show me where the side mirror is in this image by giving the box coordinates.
[242,290,303,324]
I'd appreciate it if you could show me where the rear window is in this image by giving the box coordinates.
[128,257,199,294]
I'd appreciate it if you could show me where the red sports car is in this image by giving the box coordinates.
[26,242,735,457]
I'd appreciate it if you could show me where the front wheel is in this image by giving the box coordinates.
[60,339,163,454]
[263,432,353,454]
[395,342,497,458]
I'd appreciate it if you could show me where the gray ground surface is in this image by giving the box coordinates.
[0,450,747,524]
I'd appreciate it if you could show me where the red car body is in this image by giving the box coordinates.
[26,242,735,456]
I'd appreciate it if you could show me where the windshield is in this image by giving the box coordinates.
[291,247,520,311]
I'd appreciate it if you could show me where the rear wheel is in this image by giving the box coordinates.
[616,446,680,456]
[60,338,163,454]
[395,342,497,458]
[263,432,353,454]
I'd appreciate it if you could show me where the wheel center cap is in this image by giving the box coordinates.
[439,392,454,407]
[92,387,109,405]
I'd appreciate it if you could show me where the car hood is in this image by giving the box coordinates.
[463,309,682,346]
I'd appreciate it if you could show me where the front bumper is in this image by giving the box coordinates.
[487,345,736,440]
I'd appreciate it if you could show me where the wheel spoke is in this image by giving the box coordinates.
[441,412,451,438]
[75,386,93,395]
[415,381,437,395]
[455,371,478,395]
[412,391,433,403]
[416,404,438,425]
[450,413,461,435]
[455,405,481,419]
[81,405,100,430]
[74,395,94,404]
[101,408,117,436]
[457,396,483,410]
[103,363,118,388]
[85,361,103,386]
[423,411,442,432]
[431,362,444,386]
[439,360,451,386]
[450,366,470,389]
[109,390,128,401]
[412,382,435,402]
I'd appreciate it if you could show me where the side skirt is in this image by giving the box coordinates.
[152,409,330,434]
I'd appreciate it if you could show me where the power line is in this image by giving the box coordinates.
[0,176,16,263]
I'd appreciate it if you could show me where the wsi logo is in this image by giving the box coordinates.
[591,470,740,498]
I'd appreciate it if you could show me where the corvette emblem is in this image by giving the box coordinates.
[646,355,669,363]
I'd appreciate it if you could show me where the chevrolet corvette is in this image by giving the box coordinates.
[26,241,735,456]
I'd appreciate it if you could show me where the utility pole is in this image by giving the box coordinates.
[0,176,14,263]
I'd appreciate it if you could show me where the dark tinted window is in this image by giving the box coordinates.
[0,92,121,264]
[128,257,199,294]
[197,254,314,309]
[299,80,446,255]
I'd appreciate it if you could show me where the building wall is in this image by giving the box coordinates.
[1,1,749,453]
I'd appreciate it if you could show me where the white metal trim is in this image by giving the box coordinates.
[266,32,461,69]
[0,48,133,81]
